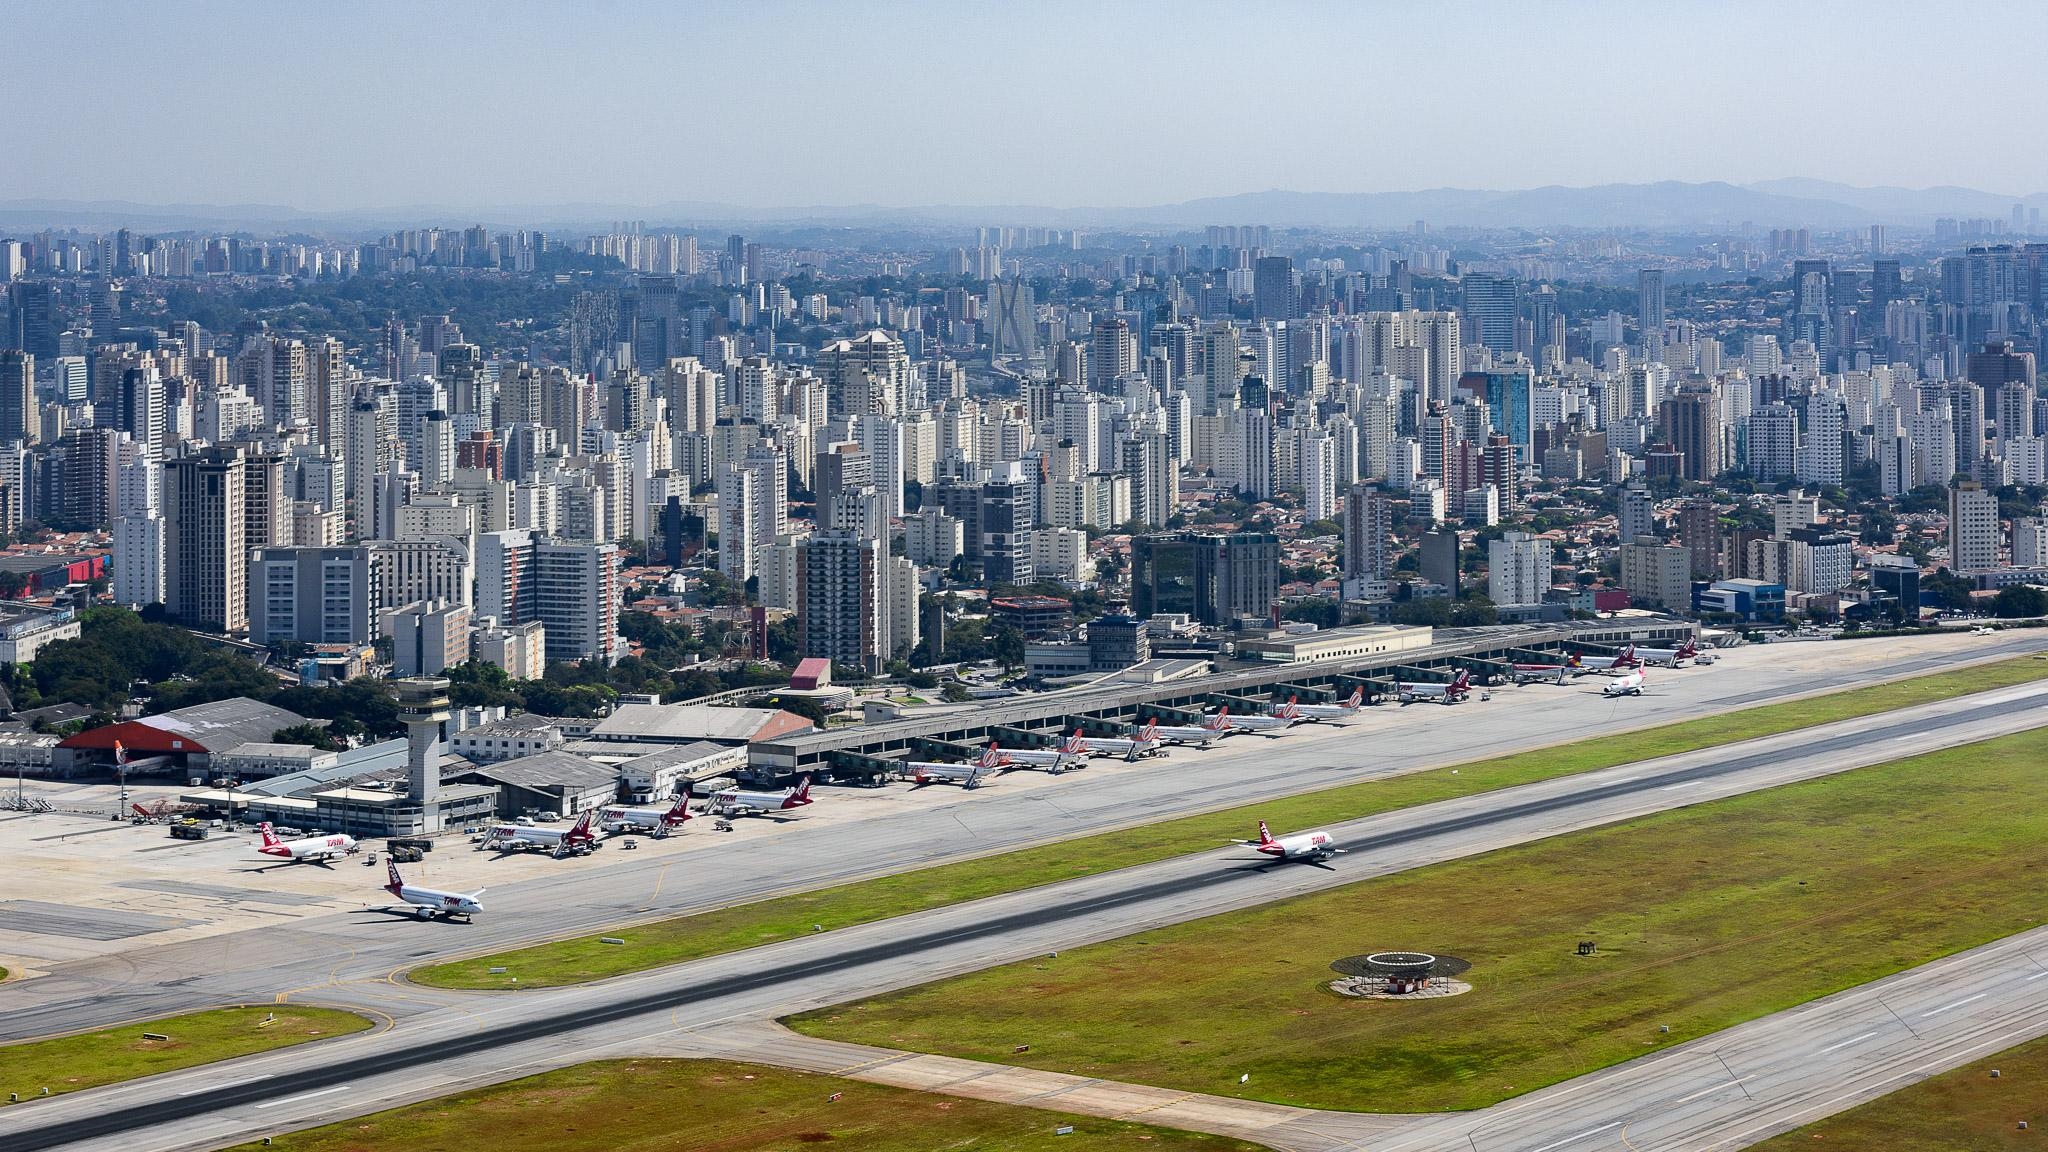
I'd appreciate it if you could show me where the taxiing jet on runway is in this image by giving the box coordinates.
[483,810,599,857]
[1577,644,1640,671]
[907,746,1003,788]
[383,860,483,920]
[1293,685,1368,720]
[1078,719,1164,758]
[1603,668,1647,697]
[709,775,815,817]
[1397,670,1472,705]
[256,821,358,863]
[1237,819,1341,862]
[1635,639,1699,667]
[987,730,1088,774]
[599,785,695,838]
[1152,710,1236,746]
[1231,698,1304,732]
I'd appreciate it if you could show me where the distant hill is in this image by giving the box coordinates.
[5,179,2047,234]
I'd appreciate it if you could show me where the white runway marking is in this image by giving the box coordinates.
[253,1085,349,1109]
[1919,992,1989,1018]
[176,1074,272,1096]
[1673,1076,1751,1105]
[1660,780,1704,791]
[1816,1030,1881,1055]
[1524,1120,1623,1152]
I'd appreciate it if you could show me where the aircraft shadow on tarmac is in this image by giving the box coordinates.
[348,906,474,924]
[1232,858,1339,873]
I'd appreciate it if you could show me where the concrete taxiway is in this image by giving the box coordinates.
[5,662,2047,1152]
[1,629,2037,1042]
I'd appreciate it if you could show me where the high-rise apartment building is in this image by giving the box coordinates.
[1948,481,2000,573]
[163,447,250,632]
[1488,530,1553,608]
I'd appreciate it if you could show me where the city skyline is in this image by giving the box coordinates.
[9,2,2048,214]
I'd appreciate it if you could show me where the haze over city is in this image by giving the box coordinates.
[9,2,2048,216]
[5,6,2048,1152]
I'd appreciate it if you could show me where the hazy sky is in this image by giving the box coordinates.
[7,1,2046,210]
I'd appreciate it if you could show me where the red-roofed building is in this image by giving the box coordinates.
[791,657,832,691]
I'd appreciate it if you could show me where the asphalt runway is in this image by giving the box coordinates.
[2,631,2038,1046]
[7,670,2048,1152]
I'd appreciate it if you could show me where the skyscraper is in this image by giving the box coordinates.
[1342,482,1394,587]
[1461,273,1520,356]
[1636,269,1665,334]
[1948,482,1999,573]
[0,349,31,445]
[163,447,249,632]
[1253,255,1297,322]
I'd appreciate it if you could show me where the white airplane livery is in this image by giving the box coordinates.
[1577,644,1640,671]
[987,730,1088,774]
[384,860,483,920]
[482,810,599,857]
[1397,670,1472,705]
[1603,668,1647,697]
[1239,819,1341,863]
[599,786,695,837]
[1078,719,1163,758]
[710,775,815,817]
[256,822,358,863]
[1152,710,1236,746]
[1636,639,1699,667]
[1231,698,1303,732]
[1294,685,1367,720]
[908,746,1004,788]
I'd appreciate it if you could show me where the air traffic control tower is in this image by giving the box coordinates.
[394,676,452,832]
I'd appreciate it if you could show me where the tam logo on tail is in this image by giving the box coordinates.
[1256,820,1275,846]
[258,822,282,849]
[384,860,404,895]
[785,775,815,807]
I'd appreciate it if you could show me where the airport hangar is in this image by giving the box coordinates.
[748,616,1698,779]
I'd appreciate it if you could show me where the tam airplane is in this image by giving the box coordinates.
[1294,685,1368,720]
[1635,639,1699,667]
[1577,644,1640,671]
[1077,719,1164,759]
[709,775,814,817]
[1231,698,1304,733]
[1237,819,1341,863]
[1510,654,1581,684]
[1152,710,1236,747]
[256,821,358,863]
[1397,670,1472,705]
[599,785,695,838]
[907,746,1004,789]
[1603,668,1647,697]
[483,810,599,857]
[383,860,483,920]
[988,730,1088,774]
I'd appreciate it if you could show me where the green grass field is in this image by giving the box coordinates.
[234,1059,1262,1152]
[410,654,2048,992]
[792,726,2048,1114]
[0,1006,372,1104]
[1754,1033,2046,1150]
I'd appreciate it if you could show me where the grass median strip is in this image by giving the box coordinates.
[233,1058,1263,1152]
[1752,1031,2047,1150]
[0,1006,372,1104]
[792,726,2048,1113]
[411,653,2048,991]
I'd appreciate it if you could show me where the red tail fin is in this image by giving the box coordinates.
[1347,686,1364,707]
[1063,729,1086,753]
[1257,820,1274,846]
[385,859,404,895]
[258,821,281,848]
[787,775,814,806]
[1205,708,1228,729]
[1138,719,1157,741]
[666,791,693,823]
[568,810,595,840]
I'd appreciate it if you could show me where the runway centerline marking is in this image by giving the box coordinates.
[1524,1120,1623,1152]
[1659,781,1704,791]
[176,1074,272,1097]
[1816,1030,1881,1055]
[2025,969,2048,981]
[253,1084,350,1109]
[1919,991,1990,1018]
[1672,1076,1751,1106]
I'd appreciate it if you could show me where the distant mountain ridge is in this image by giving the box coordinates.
[4,180,2047,235]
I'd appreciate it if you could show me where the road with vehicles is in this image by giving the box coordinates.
[6,669,2048,1152]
